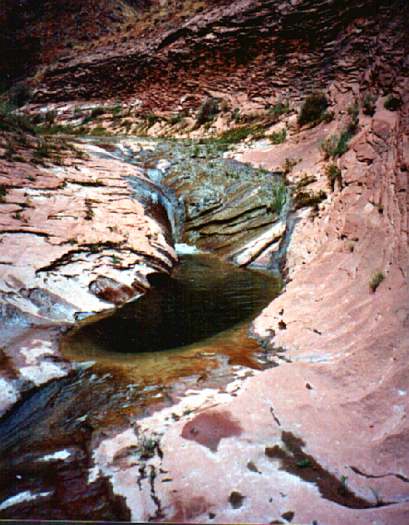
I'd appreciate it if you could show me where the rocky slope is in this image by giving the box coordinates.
[24,0,408,114]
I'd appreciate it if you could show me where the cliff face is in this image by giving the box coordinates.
[0,0,157,85]
[23,0,408,112]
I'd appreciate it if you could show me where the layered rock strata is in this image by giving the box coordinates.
[0,141,176,417]
[28,0,408,114]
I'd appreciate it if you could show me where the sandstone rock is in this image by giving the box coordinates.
[0,140,176,417]
[81,74,409,524]
[8,0,406,117]
[233,220,286,266]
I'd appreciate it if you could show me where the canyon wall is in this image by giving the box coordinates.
[23,0,407,112]
[0,0,408,523]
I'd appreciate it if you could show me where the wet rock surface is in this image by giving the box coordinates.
[0,139,176,417]
[102,137,287,263]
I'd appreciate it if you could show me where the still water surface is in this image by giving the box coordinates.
[0,254,280,520]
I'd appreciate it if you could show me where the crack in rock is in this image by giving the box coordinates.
[265,431,382,509]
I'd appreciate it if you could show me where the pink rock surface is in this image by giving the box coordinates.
[0,141,176,325]
[0,140,176,416]
[88,89,409,523]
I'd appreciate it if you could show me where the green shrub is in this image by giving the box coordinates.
[369,271,384,292]
[112,103,122,116]
[272,181,287,214]
[281,157,300,175]
[231,107,241,123]
[362,94,376,116]
[34,140,52,159]
[321,130,351,159]
[347,101,359,134]
[321,102,359,159]
[325,163,342,191]
[196,97,220,126]
[384,94,402,111]
[269,128,287,145]
[298,92,328,126]
[268,100,290,120]
[215,125,264,145]
[145,112,160,127]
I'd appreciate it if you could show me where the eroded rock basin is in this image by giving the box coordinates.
[0,254,281,520]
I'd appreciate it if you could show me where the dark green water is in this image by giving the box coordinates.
[70,253,278,355]
[0,255,280,521]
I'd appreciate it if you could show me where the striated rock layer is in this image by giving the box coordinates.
[0,140,176,417]
[26,0,408,113]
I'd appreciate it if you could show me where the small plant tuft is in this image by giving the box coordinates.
[281,157,300,175]
[298,92,328,126]
[196,97,220,127]
[136,434,160,460]
[268,99,290,121]
[325,163,342,191]
[271,180,287,214]
[145,112,160,127]
[34,140,52,160]
[384,94,402,112]
[321,130,352,159]
[269,128,287,145]
[214,125,265,146]
[347,100,360,134]
[369,271,384,293]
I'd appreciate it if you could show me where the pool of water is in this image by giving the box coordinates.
[0,254,281,520]
[67,253,277,355]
